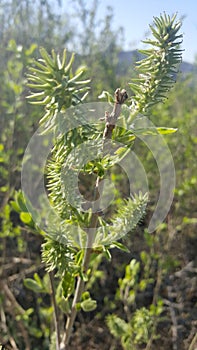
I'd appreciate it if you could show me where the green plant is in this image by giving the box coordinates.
[16,12,183,350]
[106,231,164,350]
[106,303,163,350]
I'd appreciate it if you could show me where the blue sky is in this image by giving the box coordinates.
[96,0,197,63]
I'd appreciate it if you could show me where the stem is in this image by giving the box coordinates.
[189,333,197,350]
[60,88,128,349]
[1,283,30,349]
[60,246,92,349]
[49,271,61,350]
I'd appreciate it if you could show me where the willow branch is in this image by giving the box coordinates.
[49,271,61,350]
[60,88,128,349]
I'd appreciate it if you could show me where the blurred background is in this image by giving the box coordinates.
[0,1,196,349]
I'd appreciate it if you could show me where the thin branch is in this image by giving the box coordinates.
[0,306,19,350]
[60,88,128,349]
[49,271,61,350]
[167,286,178,350]
[8,263,44,282]
[145,268,163,350]
[1,283,26,316]
[1,283,30,349]
[188,333,197,350]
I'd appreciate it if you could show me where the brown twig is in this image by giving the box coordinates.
[8,263,44,282]
[1,283,31,349]
[60,88,128,349]
[2,283,26,316]
[167,286,178,350]
[145,268,163,350]
[188,332,197,350]
[102,88,128,140]
[0,306,19,350]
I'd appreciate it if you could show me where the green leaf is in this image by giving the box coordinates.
[29,327,43,338]
[16,191,28,212]
[24,278,44,293]
[81,298,97,312]
[98,90,114,103]
[20,212,32,224]
[10,200,20,213]
[58,296,71,314]
[106,314,129,338]
[0,186,9,192]
[62,272,75,300]
[39,47,55,68]
[132,127,177,136]
[104,248,111,260]
[33,273,43,287]
[156,127,178,134]
[25,43,37,56]
[140,251,148,264]
[110,241,130,253]
[81,291,90,301]
[183,217,197,225]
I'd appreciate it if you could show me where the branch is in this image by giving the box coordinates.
[167,286,178,350]
[60,88,128,349]
[189,333,197,350]
[102,88,128,140]
[0,306,19,350]
[49,271,61,350]
[1,283,26,316]
[1,283,30,349]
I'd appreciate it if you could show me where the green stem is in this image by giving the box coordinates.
[60,208,100,349]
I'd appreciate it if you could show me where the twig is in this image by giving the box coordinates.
[1,283,26,316]
[1,283,30,349]
[167,286,178,350]
[0,306,19,350]
[49,271,61,350]
[60,88,128,349]
[8,263,44,282]
[163,298,182,310]
[102,88,128,141]
[189,333,197,350]
[152,268,162,305]
[145,268,163,350]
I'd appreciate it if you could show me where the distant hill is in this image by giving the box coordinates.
[117,50,195,76]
